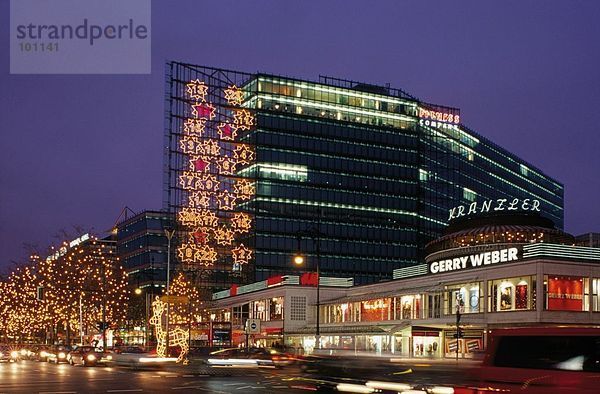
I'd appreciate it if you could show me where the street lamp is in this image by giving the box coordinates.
[293,227,322,350]
[134,287,142,295]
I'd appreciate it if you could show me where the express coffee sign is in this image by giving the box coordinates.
[428,247,521,275]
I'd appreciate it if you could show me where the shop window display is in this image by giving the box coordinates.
[394,294,423,320]
[488,276,535,312]
[593,279,600,312]
[544,275,589,311]
[360,298,392,322]
[269,297,284,320]
[444,282,482,315]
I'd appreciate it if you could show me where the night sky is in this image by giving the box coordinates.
[1,1,599,270]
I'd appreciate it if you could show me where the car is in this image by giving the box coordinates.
[0,346,20,362]
[207,347,288,368]
[67,346,112,366]
[111,346,172,369]
[34,345,52,362]
[463,327,600,393]
[46,345,72,364]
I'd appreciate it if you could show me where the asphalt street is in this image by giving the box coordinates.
[0,359,473,393]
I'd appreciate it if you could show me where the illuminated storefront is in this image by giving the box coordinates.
[211,212,600,358]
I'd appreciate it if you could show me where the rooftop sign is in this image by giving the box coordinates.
[449,198,540,221]
[428,247,520,274]
[418,107,460,124]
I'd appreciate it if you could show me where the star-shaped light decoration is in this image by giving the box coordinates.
[198,139,221,157]
[179,135,201,155]
[218,190,237,211]
[198,210,218,228]
[213,226,235,246]
[196,174,220,192]
[217,156,237,175]
[192,229,209,244]
[191,103,216,120]
[177,243,200,263]
[186,79,208,101]
[234,179,255,200]
[178,207,202,227]
[224,85,244,106]
[231,212,252,233]
[233,109,255,130]
[188,191,211,207]
[195,245,217,267]
[217,122,238,141]
[190,157,210,172]
[178,171,201,190]
[233,144,255,164]
[232,243,252,265]
[183,118,207,136]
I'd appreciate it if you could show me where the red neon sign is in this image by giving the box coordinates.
[418,107,460,124]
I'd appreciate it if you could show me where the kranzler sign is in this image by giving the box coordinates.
[428,247,520,274]
[448,198,541,221]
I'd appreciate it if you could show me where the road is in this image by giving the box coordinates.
[0,359,474,393]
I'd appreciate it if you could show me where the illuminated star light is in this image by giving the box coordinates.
[231,212,252,233]
[198,139,221,157]
[179,135,202,155]
[192,229,209,244]
[177,243,201,263]
[232,244,252,265]
[234,179,255,200]
[191,102,216,120]
[233,144,255,164]
[233,109,255,130]
[217,122,238,141]
[195,245,217,267]
[187,191,211,207]
[178,208,218,228]
[213,226,235,246]
[218,190,237,211]
[186,79,208,101]
[189,156,211,172]
[224,85,245,106]
[217,156,237,175]
[183,118,207,136]
[179,171,201,190]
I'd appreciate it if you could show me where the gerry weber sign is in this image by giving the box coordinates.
[449,198,540,221]
[428,247,521,274]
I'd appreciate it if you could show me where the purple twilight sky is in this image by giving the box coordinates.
[1,0,599,271]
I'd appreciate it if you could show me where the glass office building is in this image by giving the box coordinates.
[164,63,564,286]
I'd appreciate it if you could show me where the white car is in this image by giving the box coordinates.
[111,346,176,369]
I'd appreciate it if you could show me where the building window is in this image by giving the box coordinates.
[290,296,307,321]
[360,298,392,322]
[251,300,267,321]
[445,282,483,314]
[593,279,600,312]
[488,276,536,312]
[463,187,477,202]
[269,297,284,320]
[544,275,589,311]
[394,294,423,320]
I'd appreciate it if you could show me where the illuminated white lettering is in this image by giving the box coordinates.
[480,200,492,213]
[508,198,519,210]
[467,202,477,215]
[494,199,507,211]
[521,198,530,210]
[531,199,540,211]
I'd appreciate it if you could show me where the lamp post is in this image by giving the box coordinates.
[293,225,323,351]
[164,229,175,357]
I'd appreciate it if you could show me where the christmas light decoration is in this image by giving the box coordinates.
[217,190,237,211]
[186,79,208,102]
[183,118,207,136]
[187,191,211,208]
[213,226,235,246]
[177,208,218,228]
[233,109,255,130]
[190,157,211,172]
[179,135,202,155]
[197,139,221,157]
[234,179,255,200]
[231,212,252,233]
[192,230,209,244]
[149,297,189,364]
[232,244,252,266]
[192,103,216,120]
[217,122,238,141]
[224,85,244,106]
[217,156,237,175]
[233,144,255,164]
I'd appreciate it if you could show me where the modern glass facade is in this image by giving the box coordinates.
[115,210,173,292]
[164,63,564,286]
